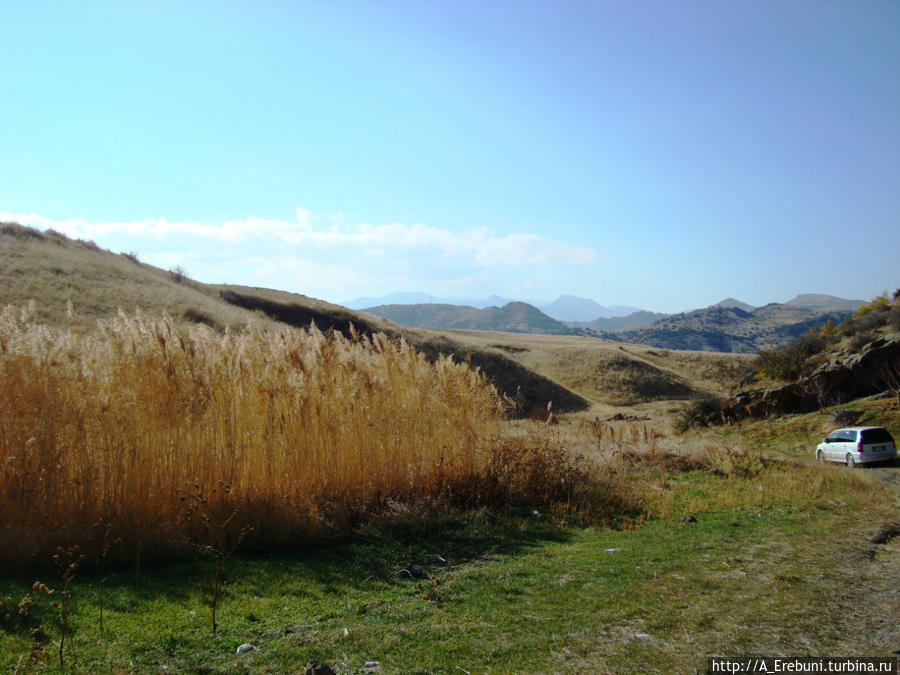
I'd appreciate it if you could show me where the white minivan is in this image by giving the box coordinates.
[815,426,897,467]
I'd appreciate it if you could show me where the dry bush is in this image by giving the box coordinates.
[0,308,527,570]
[674,397,725,432]
[755,329,825,382]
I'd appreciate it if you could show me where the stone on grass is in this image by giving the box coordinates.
[304,661,336,675]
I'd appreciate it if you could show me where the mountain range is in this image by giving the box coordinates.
[613,302,854,353]
[361,302,572,335]
[361,294,864,353]
[346,292,642,321]
[0,220,866,356]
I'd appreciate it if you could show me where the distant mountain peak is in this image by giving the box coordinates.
[540,295,643,322]
[362,301,572,334]
[714,298,755,312]
[785,294,864,312]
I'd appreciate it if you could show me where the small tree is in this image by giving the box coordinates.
[819,319,838,340]
[168,265,189,283]
[53,546,85,668]
[756,328,823,381]
[856,294,890,315]
[178,482,251,635]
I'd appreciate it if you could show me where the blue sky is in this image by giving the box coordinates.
[1,1,898,313]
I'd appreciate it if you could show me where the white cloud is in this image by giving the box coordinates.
[473,233,595,267]
[1,212,218,241]
[0,209,598,299]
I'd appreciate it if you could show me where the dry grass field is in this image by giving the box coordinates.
[433,328,754,408]
[0,307,605,572]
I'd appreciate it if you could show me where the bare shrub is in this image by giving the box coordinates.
[1,223,45,240]
[674,397,723,432]
[168,265,189,283]
[890,304,900,330]
[854,310,887,333]
[181,308,222,331]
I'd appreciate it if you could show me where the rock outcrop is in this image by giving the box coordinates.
[722,333,900,421]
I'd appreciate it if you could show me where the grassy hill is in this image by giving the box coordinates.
[0,222,265,332]
[363,301,573,334]
[0,222,590,415]
[435,329,754,407]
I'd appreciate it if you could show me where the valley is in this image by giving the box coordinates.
[1,221,898,673]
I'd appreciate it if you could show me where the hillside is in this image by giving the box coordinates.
[362,295,858,354]
[568,310,668,332]
[0,222,588,415]
[719,293,900,421]
[0,220,757,411]
[0,223,268,331]
[616,303,853,353]
[363,301,573,334]
[436,329,754,407]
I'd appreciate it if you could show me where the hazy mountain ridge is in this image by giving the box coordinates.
[348,292,642,321]
[714,298,756,312]
[539,294,642,321]
[566,310,668,332]
[0,221,864,357]
[785,293,864,312]
[345,293,521,311]
[364,296,858,352]
[363,301,573,335]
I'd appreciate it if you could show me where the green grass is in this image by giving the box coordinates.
[2,452,892,674]
[720,395,900,461]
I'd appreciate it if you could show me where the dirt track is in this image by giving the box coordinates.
[830,464,900,656]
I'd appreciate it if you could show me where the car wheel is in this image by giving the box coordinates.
[816,449,824,463]
[845,453,856,468]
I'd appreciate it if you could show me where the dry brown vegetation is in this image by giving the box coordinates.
[0,223,589,415]
[434,329,753,406]
[1,221,755,413]
[0,222,267,332]
[0,307,597,571]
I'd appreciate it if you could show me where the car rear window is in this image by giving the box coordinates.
[860,428,894,444]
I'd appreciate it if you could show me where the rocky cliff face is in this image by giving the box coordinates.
[722,333,900,421]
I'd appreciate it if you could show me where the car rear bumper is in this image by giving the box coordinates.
[853,449,898,464]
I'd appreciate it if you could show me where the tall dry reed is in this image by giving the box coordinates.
[0,307,508,569]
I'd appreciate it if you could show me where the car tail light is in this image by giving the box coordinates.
[857,440,863,452]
